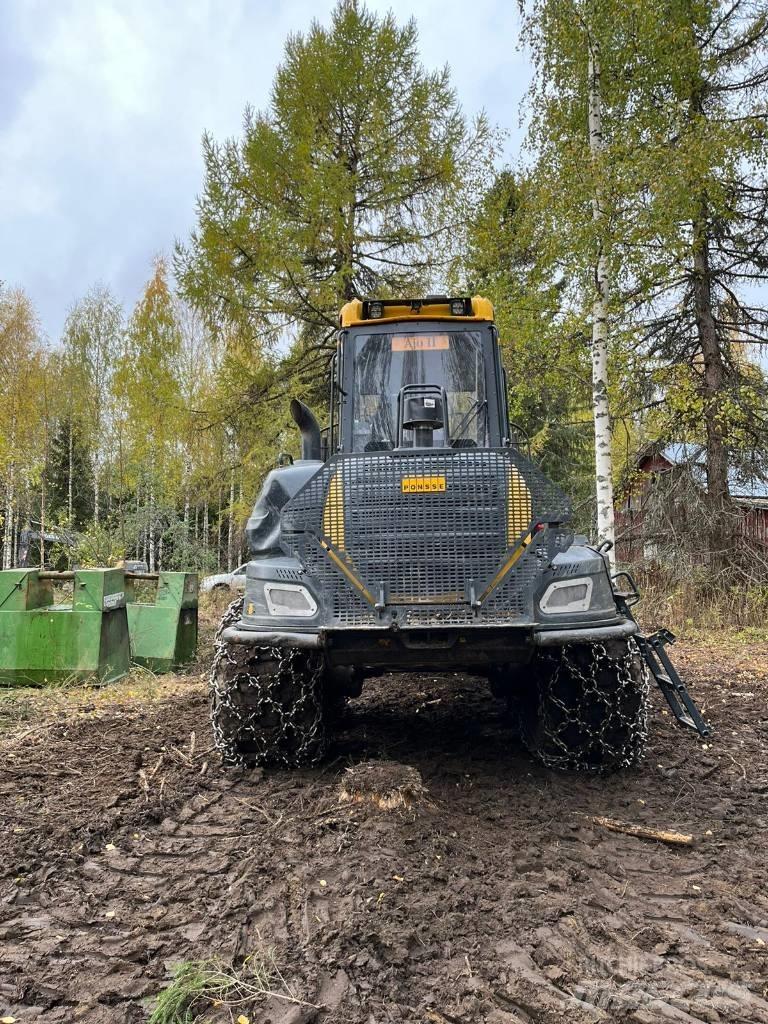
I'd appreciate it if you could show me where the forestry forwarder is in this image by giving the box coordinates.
[211,296,709,771]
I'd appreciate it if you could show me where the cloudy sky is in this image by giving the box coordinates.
[0,0,531,341]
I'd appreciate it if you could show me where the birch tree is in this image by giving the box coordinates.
[0,288,44,568]
[116,258,183,569]
[586,39,615,563]
[61,286,123,527]
[519,0,634,560]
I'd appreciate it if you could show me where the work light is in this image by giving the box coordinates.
[539,578,593,613]
[264,583,318,617]
[368,301,384,318]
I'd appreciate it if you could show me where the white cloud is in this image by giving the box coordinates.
[0,0,530,340]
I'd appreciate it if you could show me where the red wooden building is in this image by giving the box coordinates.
[615,443,768,562]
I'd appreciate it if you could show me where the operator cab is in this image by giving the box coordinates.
[330,296,510,455]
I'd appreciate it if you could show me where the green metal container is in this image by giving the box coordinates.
[125,572,199,673]
[0,568,131,686]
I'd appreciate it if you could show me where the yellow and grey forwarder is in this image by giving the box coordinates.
[211,296,710,771]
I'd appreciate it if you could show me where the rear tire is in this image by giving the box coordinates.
[518,638,649,772]
[210,599,326,767]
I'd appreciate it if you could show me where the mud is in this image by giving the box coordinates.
[1,639,767,1023]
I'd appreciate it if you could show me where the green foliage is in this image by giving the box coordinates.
[464,168,596,525]
[116,257,182,492]
[177,0,490,359]
[148,959,235,1024]
[149,950,282,1024]
[45,418,94,530]
[514,0,768,561]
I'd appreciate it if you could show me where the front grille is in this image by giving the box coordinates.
[281,448,571,626]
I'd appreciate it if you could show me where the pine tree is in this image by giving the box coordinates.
[177,0,490,367]
[616,1,768,558]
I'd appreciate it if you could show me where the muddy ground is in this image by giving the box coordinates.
[1,634,767,1023]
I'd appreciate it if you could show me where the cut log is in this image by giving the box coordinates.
[591,816,694,846]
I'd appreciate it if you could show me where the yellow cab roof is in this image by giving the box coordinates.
[339,295,494,328]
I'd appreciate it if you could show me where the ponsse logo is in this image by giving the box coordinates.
[400,476,447,494]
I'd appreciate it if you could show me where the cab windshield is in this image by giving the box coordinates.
[351,330,488,452]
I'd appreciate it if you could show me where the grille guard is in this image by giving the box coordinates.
[280,448,573,628]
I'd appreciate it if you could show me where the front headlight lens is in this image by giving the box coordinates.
[539,577,593,613]
[264,583,318,617]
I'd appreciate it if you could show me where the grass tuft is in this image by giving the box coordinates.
[148,959,236,1024]
[148,948,311,1024]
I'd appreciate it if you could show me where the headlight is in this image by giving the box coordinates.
[264,583,318,617]
[539,577,593,613]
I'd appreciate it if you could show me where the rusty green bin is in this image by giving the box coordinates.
[125,572,198,673]
[0,568,131,686]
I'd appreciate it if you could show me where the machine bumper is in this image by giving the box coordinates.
[221,616,638,664]
[533,619,638,646]
[221,626,322,648]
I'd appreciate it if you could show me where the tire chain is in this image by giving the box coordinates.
[210,601,648,772]
[530,639,650,772]
[209,597,326,767]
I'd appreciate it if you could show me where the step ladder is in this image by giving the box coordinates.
[612,571,711,737]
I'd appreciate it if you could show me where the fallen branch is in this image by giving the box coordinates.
[591,815,693,846]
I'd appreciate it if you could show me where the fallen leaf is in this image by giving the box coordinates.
[105,910,116,919]
[393,875,404,882]
[105,843,116,851]
[2,1016,17,1023]
[319,879,327,887]
[237,1016,250,1024]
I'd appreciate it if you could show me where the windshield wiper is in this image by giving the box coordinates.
[452,399,487,441]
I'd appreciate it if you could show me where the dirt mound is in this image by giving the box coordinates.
[2,641,768,1022]
[338,759,430,811]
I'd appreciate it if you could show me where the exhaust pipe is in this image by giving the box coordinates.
[290,399,322,461]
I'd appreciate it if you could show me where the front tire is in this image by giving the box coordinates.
[210,599,326,767]
[519,638,649,772]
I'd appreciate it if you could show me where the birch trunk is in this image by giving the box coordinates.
[227,468,235,571]
[588,43,616,569]
[3,474,14,569]
[40,471,46,569]
[238,475,244,565]
[40,409,49,568]
[148,486,155,572]
[4,414,17,568]
[216,485,222,571]
[93,460,100,529]
[67,421,74,525]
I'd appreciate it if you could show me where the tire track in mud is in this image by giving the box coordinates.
[1,649,767,1022]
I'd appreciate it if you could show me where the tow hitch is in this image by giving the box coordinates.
[612,571,712,738]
